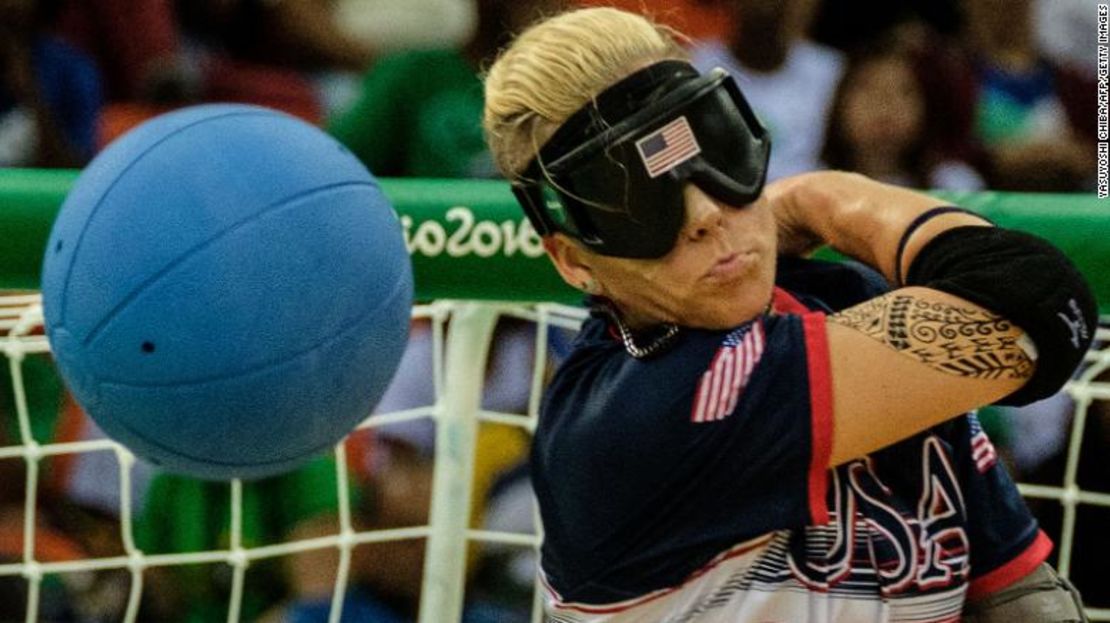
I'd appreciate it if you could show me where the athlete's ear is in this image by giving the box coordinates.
[544,234,596,293]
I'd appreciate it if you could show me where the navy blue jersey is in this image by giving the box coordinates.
[534,258,1049,622]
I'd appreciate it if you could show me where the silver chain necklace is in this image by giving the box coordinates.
[601,299,775,359]
[600,304,681,359]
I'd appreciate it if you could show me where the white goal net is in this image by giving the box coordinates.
[2,293,1108,622]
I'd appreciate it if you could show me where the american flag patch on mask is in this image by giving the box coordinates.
[691,320,765,423]
[635,116,701,178]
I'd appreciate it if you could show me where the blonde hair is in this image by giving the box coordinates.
[483,7,689,178]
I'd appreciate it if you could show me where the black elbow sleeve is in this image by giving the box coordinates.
[905,226,1098,406]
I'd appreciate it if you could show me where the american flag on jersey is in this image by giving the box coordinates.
[691,320,765,423]
[635,116,702,178]
[969,414,998,473]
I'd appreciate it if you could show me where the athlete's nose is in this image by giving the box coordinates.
[682,184,726,243]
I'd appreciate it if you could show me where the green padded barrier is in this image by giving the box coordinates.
[0,170,575,302]
[1,169,78,294]
[1,168,1107,311]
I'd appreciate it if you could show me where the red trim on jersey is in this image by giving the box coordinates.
[606,323,621,341]
[772,287,810,315]
[545,534,776,614]
[966,529,1054,600]
[802,312,832,526]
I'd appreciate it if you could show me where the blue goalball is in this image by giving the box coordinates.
[40,104,413,481]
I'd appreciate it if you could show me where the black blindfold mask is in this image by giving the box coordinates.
[511,60,771,259]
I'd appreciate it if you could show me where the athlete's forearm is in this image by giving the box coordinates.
[771,171,990,283]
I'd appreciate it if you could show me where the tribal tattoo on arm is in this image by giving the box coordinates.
[831,293,1035,380]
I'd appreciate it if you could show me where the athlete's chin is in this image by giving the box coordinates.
[685,283,773,330]
[695,305,764,330]
[670,253,775,328]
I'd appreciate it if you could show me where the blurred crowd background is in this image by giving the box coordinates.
[0,0,1105,621]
